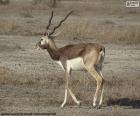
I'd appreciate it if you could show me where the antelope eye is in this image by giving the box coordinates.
[41,38,43,41]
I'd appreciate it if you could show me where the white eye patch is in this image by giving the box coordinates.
[40,37,49,45]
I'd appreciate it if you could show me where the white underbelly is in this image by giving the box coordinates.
[56,57,85,71]
[67,57,85,70]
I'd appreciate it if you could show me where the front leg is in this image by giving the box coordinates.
[61,63,70,108]
[61,88,68,108]
[60,60,81,107]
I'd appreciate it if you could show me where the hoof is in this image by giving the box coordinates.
[96,105,101,109]
[93,105,97,108]
[61,104,65,108]
[77,101,81,106]
[93,105,101,109]
[93,103,96,108]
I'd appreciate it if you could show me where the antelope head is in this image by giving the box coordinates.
[36,11,73,50]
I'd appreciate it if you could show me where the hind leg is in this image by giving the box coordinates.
[84,65,104,107]
[98,71,104,106]
[83,50,105,108]
[96,66,104,107]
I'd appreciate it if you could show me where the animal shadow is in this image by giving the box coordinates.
[107,98,140,109]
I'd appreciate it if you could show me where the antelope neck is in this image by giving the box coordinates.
[46,39,60,61]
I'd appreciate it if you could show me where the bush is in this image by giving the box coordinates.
[32,0,57,7]
[32,0,42,5]
[0,0,10,5]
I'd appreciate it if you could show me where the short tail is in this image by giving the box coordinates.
[100,47,105,63]
[96,47,105,71]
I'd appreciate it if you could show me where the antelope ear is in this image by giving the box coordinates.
[49,31,62,39]
[43,32,50,37]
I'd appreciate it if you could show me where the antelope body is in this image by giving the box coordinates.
[36,11,105,108]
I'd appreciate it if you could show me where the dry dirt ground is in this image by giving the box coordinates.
[0,0,140,116]
[0,35,140,116]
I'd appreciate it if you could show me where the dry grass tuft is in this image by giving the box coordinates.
[21,9,33,18]
[0,19,18,35]
[104,76,140,107]
[0,19,139,44]
[0,43,22,52]
[62,22,140,44]
[0,67,46,87]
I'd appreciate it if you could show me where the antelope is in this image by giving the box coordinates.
[36,11,105,108]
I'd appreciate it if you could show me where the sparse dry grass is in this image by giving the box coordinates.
[0,67,47,87]
[62,22,140,44]
[0,0,139,44]
[68,74,140,107]
[105,76,140,107]
[0,42,22,52]
[0,67,140,107]
[0,19,139,44]
[21,9,33,18]
[0,19,18,35]
[0,0,140,114]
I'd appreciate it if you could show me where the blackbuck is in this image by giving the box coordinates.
[36,11,105,108]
